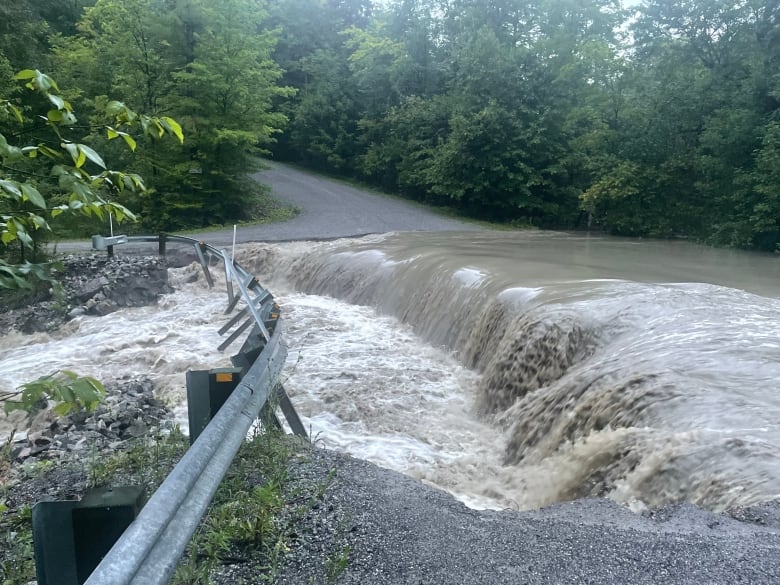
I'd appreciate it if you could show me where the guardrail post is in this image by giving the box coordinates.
[158,233,167,257]
[32,486,145,585]
[185,368,243,444]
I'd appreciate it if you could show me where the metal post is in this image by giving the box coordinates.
[84,328,287,585]
[158,233,167,257]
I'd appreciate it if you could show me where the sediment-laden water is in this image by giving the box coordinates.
[237,231,780,512]
[2,231,779,513]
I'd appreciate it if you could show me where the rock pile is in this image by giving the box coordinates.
[7,377,174,466]
[0,254,172,333]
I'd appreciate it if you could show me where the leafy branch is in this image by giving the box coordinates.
[1,68,184,289]
[1,370,106,417]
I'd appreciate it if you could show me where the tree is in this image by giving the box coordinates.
[52,0,292,230]
[0,69,182,289]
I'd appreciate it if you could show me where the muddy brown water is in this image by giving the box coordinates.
[236,230,780,512]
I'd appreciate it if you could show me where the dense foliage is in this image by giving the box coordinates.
[1,0,778,249]
[0,69,181,288]
[0,0,291,235]
[270,0,779,250]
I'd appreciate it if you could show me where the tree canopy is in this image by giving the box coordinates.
[1,0,778,250]
[271,0,780,250]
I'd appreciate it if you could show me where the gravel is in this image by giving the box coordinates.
[0,254,170,333]
[275,449,780,585]
[183,162,478,246]
[0,378,174,506]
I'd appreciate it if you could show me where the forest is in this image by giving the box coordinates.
[1,0,779,252]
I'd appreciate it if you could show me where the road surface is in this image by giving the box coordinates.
[186,161,476,245]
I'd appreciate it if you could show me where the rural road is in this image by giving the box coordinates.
[186,161,476,245]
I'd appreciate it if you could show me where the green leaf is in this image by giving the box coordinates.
[8,103,23,123]
[38,144,61,159]
[77,144,106,169]
[62,142,86,168]
[161,116,184,144]
[31,214,49,229]
[106,100,125,116]
[20,184,46,209]
[32,70,57,91]
[47,93,66,110]
[122,133,137,152]
[0,179,21,199]
[13,69,36,80]
[11,218,32,247]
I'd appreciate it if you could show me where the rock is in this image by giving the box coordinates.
[72,277,108,303]
[68,307,86,318]
[126,420,148,438]
[28,432,52,447]
[91,300,119,316]
[0,254,174,334]
[7,377,173,465]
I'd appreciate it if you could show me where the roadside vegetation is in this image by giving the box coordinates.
[269,0,779,250]
[1,415,327,585]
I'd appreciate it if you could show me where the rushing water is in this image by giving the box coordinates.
[236,231,780,512]
[0,264,234,436]
[2,231,779,513]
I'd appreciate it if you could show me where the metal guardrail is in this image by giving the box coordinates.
[77,233,306,585]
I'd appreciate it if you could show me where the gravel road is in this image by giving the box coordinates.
[185,161,476,245]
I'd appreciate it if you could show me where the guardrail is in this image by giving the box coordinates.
[34,233,307,585]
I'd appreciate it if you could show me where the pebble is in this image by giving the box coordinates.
[9,378,171,465]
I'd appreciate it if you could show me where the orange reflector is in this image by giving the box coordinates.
[215,372,233,383]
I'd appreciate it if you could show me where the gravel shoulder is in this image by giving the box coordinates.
[279,449,780,585]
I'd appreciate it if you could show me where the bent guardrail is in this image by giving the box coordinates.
[33,233,307,585]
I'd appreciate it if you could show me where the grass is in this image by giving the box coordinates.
[0,419,333,585]
[173,427,335,585]
[0,420,330,585]
[0,424,190,585]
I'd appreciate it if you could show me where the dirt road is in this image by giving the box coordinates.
[186,161,476,246]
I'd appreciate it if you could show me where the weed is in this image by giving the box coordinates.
[325,545,351,584]
[0,506,34,585]
[19,457,55,479]
[89,425,188,489]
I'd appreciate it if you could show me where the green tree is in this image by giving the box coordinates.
[0,69,181,288]
[52,0,291,231]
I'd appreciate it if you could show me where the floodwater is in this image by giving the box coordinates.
[237,231,780,512]
[2,231,779,513]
